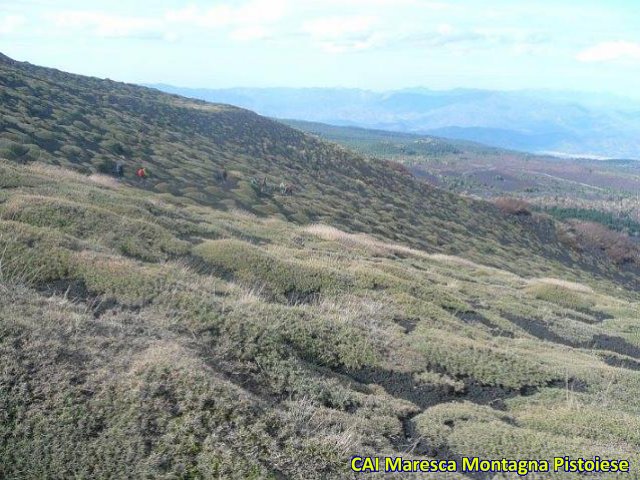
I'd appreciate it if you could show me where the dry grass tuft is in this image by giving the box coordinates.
[128,341,201,375]
[87,173,120,189]
[427,253,482,269]
[228,207,259,220]
[531,277,594,294]
[26,162,86,182]
[234,283,267,305]
[26,163,120,189]
[303,223,427,258]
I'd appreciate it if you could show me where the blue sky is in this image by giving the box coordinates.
[2,1,640,96]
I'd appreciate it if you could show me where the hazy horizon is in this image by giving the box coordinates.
[148,83,640,103]
[3,1,640,98]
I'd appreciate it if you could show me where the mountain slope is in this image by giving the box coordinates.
[0,52,635,287]
[149,84,640,159]
[2,159,640,479]
[1,54,640,479]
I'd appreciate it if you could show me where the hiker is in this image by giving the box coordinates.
[136,167,148,182]
[250,176,271,195]
[216,168,228,182]
[279,182,293,196]
[284,183,293,195]
[114,161,124,179]
[259,176,271,194]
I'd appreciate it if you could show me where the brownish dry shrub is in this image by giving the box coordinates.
[567,220,639,266]
[383,159,413,177]
[493,197,532,216]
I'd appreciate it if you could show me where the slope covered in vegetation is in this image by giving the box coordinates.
[2,160,640,479]
[284,119,640,257]
[1,54,639,479]
[283,119,640,202]
[0,52,636,287]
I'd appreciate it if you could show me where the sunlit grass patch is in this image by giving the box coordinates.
[2,194,189,261]
[526,281,597,312]
[193,238,354,303]
[0,220,73,284]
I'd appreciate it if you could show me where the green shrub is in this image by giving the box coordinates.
[0,162,36,188]
[192,239,352,302]
[0,140,40,162]
[527,283,596,312]
[412,402,629,480]
[0,220,73,284]
[416,329,558,389]
[245,306,377,369]
[2,196,189,262]
[70,252,168,304]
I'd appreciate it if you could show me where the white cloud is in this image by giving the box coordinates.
[163,31,180,43]
[230,25,270,41]
[165,0,288,29]
[576,41,640,62]
[437,23,454,35]
[303,15,377,38]
[0,14,26,35]
[37,2,548,56]
[302,15,380,52]
[440,27,547,55]
[300,16,549,55]
[51,11,161,38]
[306,0,448,8]
[48,0,287,42]
[317,37,379,54]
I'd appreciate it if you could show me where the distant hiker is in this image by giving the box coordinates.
[250,176,271,195]
[216,168,228,182]
[280,182,293,196]
[258,176,271,194]
[114,162,124,179]
[136,167,148,182]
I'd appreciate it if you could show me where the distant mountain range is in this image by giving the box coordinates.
[147,85,640,160]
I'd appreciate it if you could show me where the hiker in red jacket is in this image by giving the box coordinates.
[136,167,147,179]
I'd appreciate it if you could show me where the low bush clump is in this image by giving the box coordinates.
[417,329,559,390]
[192,239,352,302]
[527,282,596,312]
[569,220,640,266]
[2,195,189,262]
[70,251,168,304]
[494,197,532,216]
[0,220,73,284]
